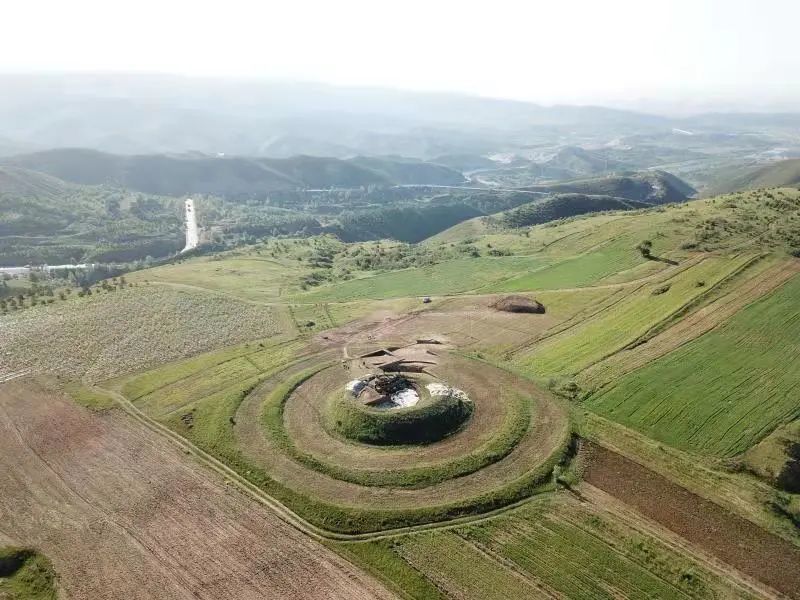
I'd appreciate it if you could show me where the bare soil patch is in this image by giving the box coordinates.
[583,442,800,598]
[0,378,394,600]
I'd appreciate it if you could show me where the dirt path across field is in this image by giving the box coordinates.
[0,378,395,600]
[583,442,800,598]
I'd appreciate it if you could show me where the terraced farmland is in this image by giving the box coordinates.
[514,253,756,379]
[587,272,800,456]
[488,237,650,292]
[340,494,760,600]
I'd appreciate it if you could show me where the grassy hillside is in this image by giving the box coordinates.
[539,146,629,177]
[3,149,465,195]
[705,158,800,196]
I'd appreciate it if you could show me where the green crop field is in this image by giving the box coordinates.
[587,272,800,456]
[514,254,755,379]
[339,496,756,600]
[488,238,650,291]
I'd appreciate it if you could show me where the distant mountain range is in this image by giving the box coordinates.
[1,149,466,195]
[3,73,798,162]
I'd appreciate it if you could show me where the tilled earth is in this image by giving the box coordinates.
[0,378,395,600]
[583,442,800,599]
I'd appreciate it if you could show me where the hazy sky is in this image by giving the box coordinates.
[3,0,798,110]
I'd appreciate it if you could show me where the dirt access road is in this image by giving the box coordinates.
[0,378,395,600]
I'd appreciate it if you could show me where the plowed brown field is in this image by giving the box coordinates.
[0,379,395,600]
[583,442,800,599]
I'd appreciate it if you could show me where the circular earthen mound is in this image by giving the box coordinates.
[490,295,546,314]
[328,375,474,445]
[231,349,572,534]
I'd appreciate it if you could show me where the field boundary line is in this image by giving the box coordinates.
[451,531,561,599]
[578,485,787,600]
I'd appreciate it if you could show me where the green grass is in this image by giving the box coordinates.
[128,339,304,417]
[134,342,571,533]
[514,255,752,379]
[0,548,58,600]
[288,303,336,332]
[488,238,647,292]
[174,409,567,534]
[333,540,445,600]
[127,255,309,301]
[165,377,264,458]
[64,381,116,411]
[743,418,800,487]
[295,256,546,302]
[121,339,271,400]
[325,386,474,446]
[587,272,800,456]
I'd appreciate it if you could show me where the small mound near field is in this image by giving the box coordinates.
[490,295,546,314]
[330,374,474,445]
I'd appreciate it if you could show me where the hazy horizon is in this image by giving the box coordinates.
[3,0,798,115]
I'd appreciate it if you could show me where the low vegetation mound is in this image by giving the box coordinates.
[329,375,474,445]
[490,295,546,314]
[0,547,57,600]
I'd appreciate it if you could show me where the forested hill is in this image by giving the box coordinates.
[521,170,696,204]
[494,194,650,228]
[2,149,465,196]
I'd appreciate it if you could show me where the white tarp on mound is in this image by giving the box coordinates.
[426,383,470,401]
[391,388,419,408]
[346,378,368,396]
